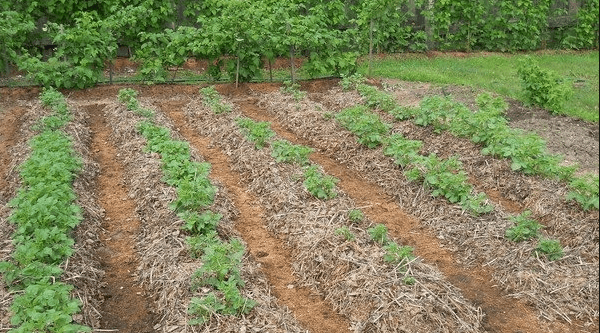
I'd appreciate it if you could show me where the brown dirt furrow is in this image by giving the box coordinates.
[0,104,27,329]
[230,94,575,333]
[87,104,156,332]
[158,99,351,333]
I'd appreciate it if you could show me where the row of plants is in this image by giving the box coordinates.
[207,87,419,282]
[0,88,90,332]
[117,88,256,325]
[333,77,569,260]
[2,0,598,88]
[343,74,599,211]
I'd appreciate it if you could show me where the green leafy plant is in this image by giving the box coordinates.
[336,105,391,148]
[382,134,423,167]
[200,86,232,114]
[271,140,313,166]
[303,165,338,200]
[505,211,543,242]
[567,173,599,210]
[348,209,364,223]
[383,242,414,266]
[339,73,365,91]
[335,226,355,241]
[535,239,564,261]
[180,211,223,236]
[518,57,573,114]
[367,224,388,245]
[280,80,307,102]
[236,117,275,149]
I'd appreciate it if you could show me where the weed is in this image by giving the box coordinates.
[335,226,355,241]
[535,239,564,261]
[518,57,573,114]
[505,211,543,242]
[271,140,313,166]
[236,117,275,149]
[367,224,388,245]
[303,165,338,200]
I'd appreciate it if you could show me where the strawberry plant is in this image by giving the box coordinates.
[235,117,275,149]
[303,165,339,200]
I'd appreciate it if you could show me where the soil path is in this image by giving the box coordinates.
[230,94,575,333]
[0,105,25,201]
[87,104,156,332]
[157,99,352,333]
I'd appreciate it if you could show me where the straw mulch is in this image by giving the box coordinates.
[103,97,308,332]
[257,88,599,329]
[183,97,486,332]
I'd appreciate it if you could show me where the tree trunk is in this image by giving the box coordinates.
[368,19,374,77]
[290,45,296,84]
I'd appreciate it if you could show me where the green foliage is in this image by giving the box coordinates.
[336,105,391,148]
[18,12,118,89]
[415,95,464,133]
[335,226,356,241]
[180,211,223,236]
[9,282,90,333]
[236,117,275,149]
[382,134,423,167]
[535,239,564,261]
[367,224,388,245]
[348,209,365,223]
[505,211,543,242]
[567,173,599,210]
[383,242,414,266]
[339,73,366,91]
[303,165,338,200]
[405,154,471,204]
[117,88,154,117]
[518,57,573,114]
[356,83,397,112]
[561,0,599,49]
[200,86,232,114]
[280,80,307,101]
[271,140,313,166]
[0,11,35,75]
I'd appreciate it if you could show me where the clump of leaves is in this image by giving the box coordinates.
[348,209,364,223]
[357,83,398,112]
[335,226,355,241]
[180,211,222,236]
[117,88,154,117]
[367,224,388,245]
[303,165,338,200]
[535,239,564,261]
[383,134,423,167]
[567,173,599,211]
[505,211,543,242]
[200,86,232,114]
[336,105,391,148]
[271,140,313,166]
[280,80,307,102]
[236,117,275,149]
[518,57,573,114]
[339,73,365,91]
[383,242,415,265]
[405,154,471,204]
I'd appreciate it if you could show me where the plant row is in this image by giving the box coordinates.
[333,78,567,260]
[205,87,418,279]
[343,74,599,211]
[117,88,255,325]
[0,88,90,332]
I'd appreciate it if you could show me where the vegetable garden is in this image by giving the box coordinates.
[0,1,599,332]
[1,75,598,332]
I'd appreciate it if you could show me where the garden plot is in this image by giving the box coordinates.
[1,80,598,333]
[250,83,598,331]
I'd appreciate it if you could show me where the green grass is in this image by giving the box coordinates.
[361,51,599,122]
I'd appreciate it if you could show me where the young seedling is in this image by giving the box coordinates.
[335,226,355,241]
[303,165,338,200]
[505,211,543,242]
[236,117,275,149]
[348,209,364,223]
[535,239,564,261]
[367,224,388,245]
[271,140,313,166]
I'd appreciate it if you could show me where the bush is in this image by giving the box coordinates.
[518,57,572,114]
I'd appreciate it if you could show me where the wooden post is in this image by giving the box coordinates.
[236,55,240,88]
[290,45,295,84]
